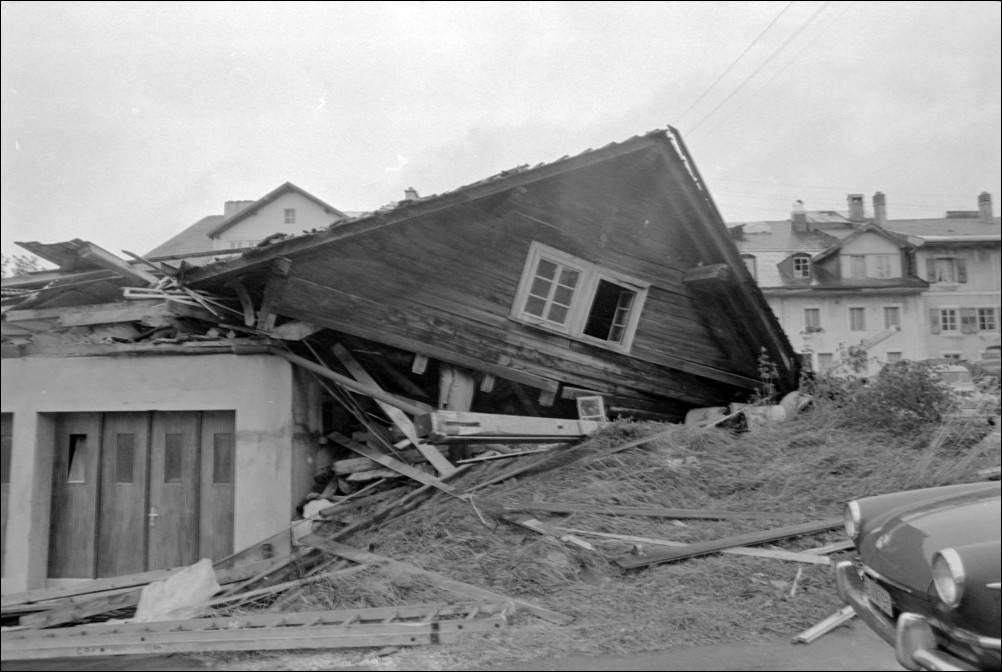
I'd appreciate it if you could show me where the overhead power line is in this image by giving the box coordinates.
[686,1,833,135]
[672,1,795,126]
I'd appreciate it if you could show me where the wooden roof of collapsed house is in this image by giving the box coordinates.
[183,127,800,420]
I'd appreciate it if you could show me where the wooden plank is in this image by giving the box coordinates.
[270,349,430,418]
[299,535,573,625]
[268,320,324,340]
[614,518,844,569]
[416,411,604,442]
[791,606,856,643]
[1,565,186,609]
[558,528,831,565]
[502,502,802,521]
[75,242,159,286]
[328,433,462,499]
[332,343,453,476]
[164,299,221,323]
[17,560,277,629]
[227,280,256,327]
[2,617,506,659]
[5,301,167,326]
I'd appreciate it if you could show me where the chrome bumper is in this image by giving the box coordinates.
[834,560,984,671]
[833,559,896,645]
[896,613,978,671]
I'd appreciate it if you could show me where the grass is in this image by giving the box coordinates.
[206,409,1000,671]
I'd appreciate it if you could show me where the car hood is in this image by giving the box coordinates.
[859,484,1001,592]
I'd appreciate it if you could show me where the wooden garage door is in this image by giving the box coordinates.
[48,411,235,579]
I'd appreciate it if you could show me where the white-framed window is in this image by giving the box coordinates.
[512,242,649,352]
[849,307,866,332]
[792,255,811,279]
[848,255,866,279]
[883,306,901,329]
[741,254,757,280]
[874,255,892,278]
[927,257,967,284]
[939,308,959,333]
[978,307,998,332]
[284,208,296,225]
[804,308,821,332]
[887,351,903,363]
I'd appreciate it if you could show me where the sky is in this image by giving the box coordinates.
[2,1,1000,263]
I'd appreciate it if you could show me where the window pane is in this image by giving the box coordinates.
[67,434,87,483]
[884,307,900,328]
[535,259,556,280]
[524,296,545,317]
[213,433,234,484]
[585,280,637,342]
[546,304,568,324]
[164,434,183,483]
[553,285,574,306]
[116,434,135,483]
[529,276,552,298]
[558,268,579,288]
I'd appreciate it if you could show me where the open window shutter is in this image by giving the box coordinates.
[956,258,967,283]
[925,258,936,282]
[961,307,977,333]
[929,309,941,334]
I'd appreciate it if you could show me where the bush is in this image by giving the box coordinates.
[805,359,956,434]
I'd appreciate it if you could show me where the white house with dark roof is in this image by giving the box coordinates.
[145,182,347,260]
[731,192,1000,372]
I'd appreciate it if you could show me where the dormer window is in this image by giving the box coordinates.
[512,242,648,352]
[284,208,296,225]
[792,255,811,278]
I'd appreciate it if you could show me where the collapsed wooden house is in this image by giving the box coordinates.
[0,127,799,595]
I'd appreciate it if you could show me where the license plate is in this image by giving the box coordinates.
[864,576,894,618]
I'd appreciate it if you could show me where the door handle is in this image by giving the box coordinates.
[148,507,159,528]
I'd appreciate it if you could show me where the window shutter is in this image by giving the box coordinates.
[929,309,941,334]
[961,307,977,333]
[925,258,936,282]
[956,258,967,283]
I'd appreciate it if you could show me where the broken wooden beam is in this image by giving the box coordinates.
[332,343,453,476]
[1,602,507,659]
[416,411,604,443]
[614,518,844,569]
[269,348,429,417]
[299,535,572,625]
[328,432,462,499]
[559,528,832,566]
[502,502,802,521]
[17,559,278,629]
[791,606,856,644]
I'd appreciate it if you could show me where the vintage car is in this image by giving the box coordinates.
[835,481,1001,671]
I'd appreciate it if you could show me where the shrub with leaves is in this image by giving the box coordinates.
[807,359,956,433]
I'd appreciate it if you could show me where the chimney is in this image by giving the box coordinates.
[873,192,887,226]
[979,192,994,224]
[224,200,255,217]
[791,200,808,232]
[847,194,866,223]
[404,187,420,201]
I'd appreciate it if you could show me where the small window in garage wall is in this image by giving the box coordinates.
[887,352,903,363]
[66,435,88,483]
[213,433,235,484]
[163,434,184,483]
[115,434,135,483]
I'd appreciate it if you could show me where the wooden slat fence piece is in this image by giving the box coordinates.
[17,559,277,629]
[502,502,801,520]
[2,602,507,660]
[328,432,464,499]
[803,540,854,555]
[614,518,844,569]
[2,566,190,609]
[299,535,573,626]
[559,528,831,566]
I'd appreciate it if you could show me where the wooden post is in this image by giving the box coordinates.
[438,365,477,461]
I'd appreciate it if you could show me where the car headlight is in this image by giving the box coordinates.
[932,548,965,608]
[844,500,861,541]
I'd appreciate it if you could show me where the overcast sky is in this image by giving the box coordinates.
[2,1,1000,262]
